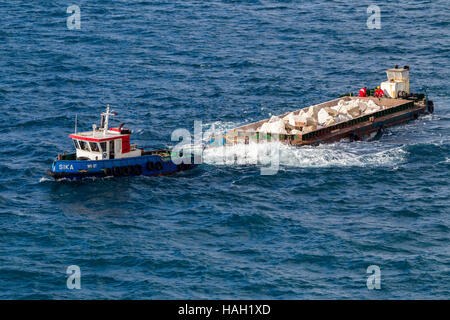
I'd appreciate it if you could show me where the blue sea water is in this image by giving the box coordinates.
[0,0,449,299]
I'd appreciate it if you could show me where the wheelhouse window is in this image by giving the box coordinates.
[100,142,107,153]
[89,142,100,152]
[78,140,89,151]
[73,139,79,150]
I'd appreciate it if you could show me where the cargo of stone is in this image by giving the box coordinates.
[256,99,386,135]
[224,67,434,147]
[258,116,288,135]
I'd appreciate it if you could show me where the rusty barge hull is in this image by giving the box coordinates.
[224,97,430,146]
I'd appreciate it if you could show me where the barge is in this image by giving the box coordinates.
[47,105,198,180]
[214,66,434,146]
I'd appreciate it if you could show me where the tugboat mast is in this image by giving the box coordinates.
[101,104,116,137]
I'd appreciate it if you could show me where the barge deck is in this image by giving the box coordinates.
[222,96,432,146]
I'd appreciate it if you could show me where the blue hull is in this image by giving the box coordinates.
[47,153,198,180]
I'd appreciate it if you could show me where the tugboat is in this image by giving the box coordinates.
[47,105,198,180]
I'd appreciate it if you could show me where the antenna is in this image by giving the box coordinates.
[102,104,116,137]
[75,114,78,134]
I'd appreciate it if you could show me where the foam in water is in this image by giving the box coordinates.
[197,121,409,169]
[202,142,408,168]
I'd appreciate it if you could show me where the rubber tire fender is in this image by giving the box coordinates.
[155,162,163,171]
[146,161,155,171]
[103,168,113,176]
[113,166,122,176]
[133,165,143,175]
[120,166,131,176]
